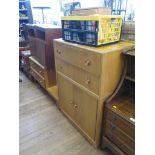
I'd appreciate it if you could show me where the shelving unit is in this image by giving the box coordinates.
[19,0,33,38]
[27,24,61,101]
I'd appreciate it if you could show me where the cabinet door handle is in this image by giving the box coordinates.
[85,79,91,85]
[74,104,78,109]
[84,59,91,66]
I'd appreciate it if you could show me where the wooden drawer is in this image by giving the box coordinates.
[30,68,45,88]
[57,73,98,140]
[29,57,45,78]
[54,41,101,76]
[106,109,135,139]
[55,58,100,95]
[105,120,134,149]
[105,129,134,155]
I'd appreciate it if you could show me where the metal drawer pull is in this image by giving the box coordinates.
[85,79,91,85]
[84,59,91,66]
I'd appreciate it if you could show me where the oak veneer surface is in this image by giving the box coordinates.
[19,72,113,155]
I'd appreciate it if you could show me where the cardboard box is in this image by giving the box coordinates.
[71,7,111,16]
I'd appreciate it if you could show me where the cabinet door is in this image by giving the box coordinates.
[57,73,74,119]
[73,86,98,140]
[57,73,98,140]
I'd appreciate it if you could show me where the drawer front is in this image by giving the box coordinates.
[29,58,45,78]
[57,73,98,140]
[54,42,101,76]
[106,109,135,139]
[105,120,134,149]
[55,58,100,95]
[105,129,134,155]
[30,68,45,88]
[35,38,46,66]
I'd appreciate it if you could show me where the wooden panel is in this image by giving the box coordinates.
[55,58,100,95]
[73,83,98,140]
[28,36,36,57]
[105,129,134,155]
[100,49,124,99]
[105,120,134,149]
[54,41,101,76]
[57,73,98,140]
[105,109,135,139]
[29,68,45,88]
[35,38,46,66]
[57,73,75,119]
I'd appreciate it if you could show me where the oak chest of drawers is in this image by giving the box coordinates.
[54,39,135,146]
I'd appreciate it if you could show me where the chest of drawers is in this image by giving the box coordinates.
[54,39,135,146]
[102,49,135,154]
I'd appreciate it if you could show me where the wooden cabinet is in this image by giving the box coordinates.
[27,24,61,100]
[57,73,98,140]
[101,49,135,154]
[54,39,135,146]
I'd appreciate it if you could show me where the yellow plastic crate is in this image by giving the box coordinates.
[61,15,123,46]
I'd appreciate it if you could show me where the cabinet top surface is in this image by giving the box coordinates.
[26,24,61,29]
[54,39,135,54]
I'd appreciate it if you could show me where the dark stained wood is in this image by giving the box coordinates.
[101,49,135,155]
[27,24,62,90]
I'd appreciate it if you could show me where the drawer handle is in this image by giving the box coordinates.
[85,79,91,85]
[74,104,78,109]
[84,59,91,66]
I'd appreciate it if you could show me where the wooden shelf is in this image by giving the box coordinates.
[125,76,135,82]
[47,85,58,101]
